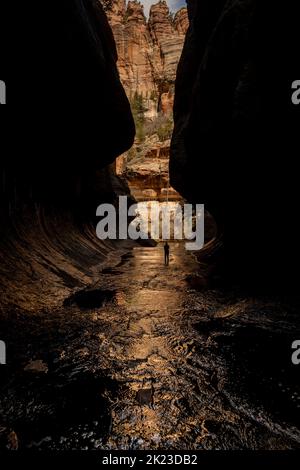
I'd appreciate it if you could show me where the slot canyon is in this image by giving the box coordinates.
[0,0,299,451]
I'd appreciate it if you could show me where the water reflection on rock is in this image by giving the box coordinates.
[0,243,299,450]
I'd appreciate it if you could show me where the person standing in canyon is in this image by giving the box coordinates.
[164,242,170,266]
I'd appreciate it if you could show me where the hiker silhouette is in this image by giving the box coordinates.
[164,242,170,266]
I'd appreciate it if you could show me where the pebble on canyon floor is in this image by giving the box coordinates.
[0,426,19,450]
[24,359,49,374]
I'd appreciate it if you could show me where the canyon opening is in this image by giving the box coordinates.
[103,0,189,224]
[0,0,300,458]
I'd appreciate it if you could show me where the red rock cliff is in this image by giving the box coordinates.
[100,0,189,116]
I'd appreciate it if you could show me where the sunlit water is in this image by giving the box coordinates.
[1,243,299,449]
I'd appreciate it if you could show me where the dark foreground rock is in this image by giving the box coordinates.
[1,244,299,449]
[0,1,136,312]
[170,0,300,290]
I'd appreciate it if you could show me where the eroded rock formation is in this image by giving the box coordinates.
[101,0,189,116]
[0,0,135,312]
[123,135,181,201]
[170,0,300,289]
[173,7,189,35]
[102,1,189,201]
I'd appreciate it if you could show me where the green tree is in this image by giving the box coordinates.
[130,92,146,142]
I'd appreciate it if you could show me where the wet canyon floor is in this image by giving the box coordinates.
[0,243,300,450]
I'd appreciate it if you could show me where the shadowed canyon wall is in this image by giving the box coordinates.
[170,0,300,288]
[0,0,135,312]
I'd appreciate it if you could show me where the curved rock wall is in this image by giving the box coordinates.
[0,0,135,312]
[170,0,300,288]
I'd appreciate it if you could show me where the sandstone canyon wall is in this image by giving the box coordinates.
[0,0,135,312]
[101,0,189,118]
[170,0,300,289]
[99,1,188,206]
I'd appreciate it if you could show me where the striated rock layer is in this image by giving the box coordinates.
[123,135,180,202]
[170,0,300,289]
[101,0,189,115]
[0,0,135,312]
